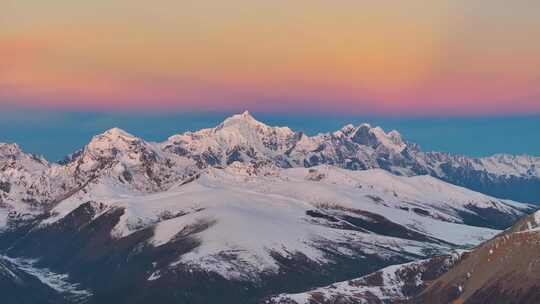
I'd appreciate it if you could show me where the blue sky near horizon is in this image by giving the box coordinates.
[1,110,538,161]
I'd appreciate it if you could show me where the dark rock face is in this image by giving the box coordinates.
[305,206,450,246]
[456,204,524,230]
[0,181,10,193]
[226,147,245,165]
[351,125,380,147]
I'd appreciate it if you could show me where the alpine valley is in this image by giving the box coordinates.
[0,112,539,304]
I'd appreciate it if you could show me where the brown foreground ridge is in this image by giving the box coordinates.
[414,212,540,304]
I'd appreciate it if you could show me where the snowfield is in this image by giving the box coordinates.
[40,163,526,280]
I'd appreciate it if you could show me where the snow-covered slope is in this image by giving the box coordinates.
[36,164,531,281]
[267,252,465,304]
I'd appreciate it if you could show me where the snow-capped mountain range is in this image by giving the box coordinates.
[1,111,539,211]
[0,112,538,303]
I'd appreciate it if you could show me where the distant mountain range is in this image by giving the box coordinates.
[0,112,538,303]
[2,111,540,207]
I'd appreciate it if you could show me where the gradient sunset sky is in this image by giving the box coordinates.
[3,0,540,115]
